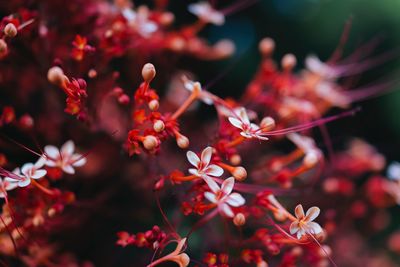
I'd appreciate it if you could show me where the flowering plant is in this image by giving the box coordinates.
[0,1,399,267]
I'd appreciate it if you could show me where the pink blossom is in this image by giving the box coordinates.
[44,140,86,175]
[188,2,225,26]
[6,157,47,187]
[203,176,245,217]
[186,146,223,177]
[290,204,323,239]
[228,108,269,140]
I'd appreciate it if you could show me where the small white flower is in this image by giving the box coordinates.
[305,55,337,79]
[186,147,223,177]
[388,162,400,181]
[203,176,245,217]
[287,133,322,167]
[290,204,323,239]
[228,108,269,140]
[44,140,86,175]
[122,6,158,37]
[6,157,47,187]
[188,2,225,26]
[181,76,213,105]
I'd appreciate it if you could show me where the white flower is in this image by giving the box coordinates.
[228,108,268,140]
[6,157,47,187]
[147,238,189,267]
[203,176,245,217]
[0,177,18,198]
[287,133,322,167]
[290,204,323,239]
[188,2,225,26]
[388,162,400,181]
[122,6,158,37]
[186,147,223,177]
[182,76,213,105]
[305,55,337,79]
[44,140,86,175]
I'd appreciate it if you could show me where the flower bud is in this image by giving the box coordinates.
[260,116,275,131]
[233,213,246,226]
[230,154,241,165]
[4,23,17,38]
[88,68,97,78]
[142,135,158,150]
[259,37,275,56]
[281,53,297,71]
[19,114,34,129]
[142,63,156,82]
[153,120,165,132]
[257,261,268,267]
[176,134,189,149]
[148,99,159,110]
[118,94,130,105]
[233,166,247,181]
[47,66,65,86]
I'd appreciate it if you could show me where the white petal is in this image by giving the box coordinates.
[21,163,34,176]
[62,165,75,174]
[297,230,304,239]
[307,222,322,235]
[44,145,60,159]
[201,147,213,166]
[225,193,245,207]
[294,204,305,219]
[4,179,18,191]
[204,164,223,177]
[290,221,300,234]
[219,203,234,218]
[204,192,217,203]
[188,168,200,176]
[71,154,87,167]
[238,108,250,125]
[228,117,243,130]
[61,140,75,156]
[305,207,320,222]
[186,151,200,168]
[221,177,235,195]
[255,135,269,141]
[18,177,31,187]
[202,176,220,193]
[45,160,57,167]
[35,156,46,168]
[388,162,400,181]
[31,169,47,179]
[240,131,253,139]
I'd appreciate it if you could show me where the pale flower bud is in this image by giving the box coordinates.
[148,99,159,110]
[233,213,246,226]
[260,116,275,131]
[233,166,247,181]
[153,120,165,132]
[176,134,189,149]
[257,261,269,267]
[4,23,17,38]
[142,135,158,150]
[259,37,275,56]
[281,53,297,71]
[229,154,241,165]
[47,66,65,86]
[142,63,156,82]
